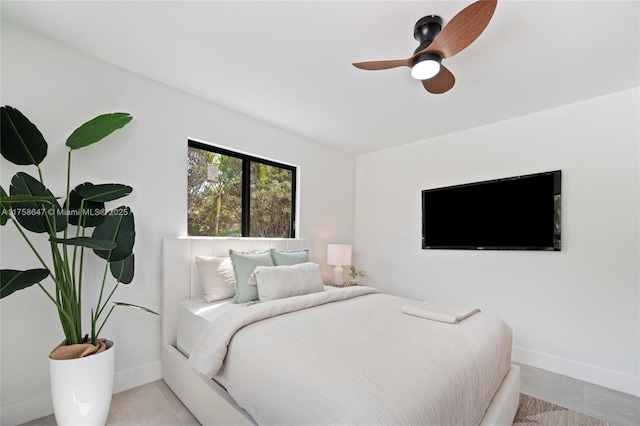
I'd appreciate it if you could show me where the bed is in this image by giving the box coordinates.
[162,236,520,425]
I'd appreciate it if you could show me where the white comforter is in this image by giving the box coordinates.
[189,287,512,425]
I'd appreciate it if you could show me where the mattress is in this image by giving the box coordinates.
[177,298,248,356]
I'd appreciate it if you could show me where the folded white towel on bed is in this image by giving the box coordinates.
[401,301,480,324]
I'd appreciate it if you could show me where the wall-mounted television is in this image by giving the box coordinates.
[422,170,561,251]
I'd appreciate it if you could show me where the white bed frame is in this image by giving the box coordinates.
[161,236,521,425]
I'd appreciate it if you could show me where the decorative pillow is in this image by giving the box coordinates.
[253,262,324,302]
[195,256,236,303]
[229,249,274,303]
[269,248,309,266]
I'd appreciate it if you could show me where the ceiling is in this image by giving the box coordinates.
[1,1,639,155]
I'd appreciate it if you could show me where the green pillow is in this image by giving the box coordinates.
[229,249,274,303]
[269,248,309,266]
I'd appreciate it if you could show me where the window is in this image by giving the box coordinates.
[187,140,296,238]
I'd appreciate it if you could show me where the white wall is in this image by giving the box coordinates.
[0,24,356,425]
[355,88,640,396]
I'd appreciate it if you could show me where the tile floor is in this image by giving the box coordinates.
[515,362,640,426]
[20,380,198,426]
[21,363,640,425]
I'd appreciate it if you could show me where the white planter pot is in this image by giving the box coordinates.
[49,340,115,426]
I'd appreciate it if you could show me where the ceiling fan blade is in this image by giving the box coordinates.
[352,58,412,71]
[424,0,497,59]
[422,64,455,94]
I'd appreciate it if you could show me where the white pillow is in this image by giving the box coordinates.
[195,256,236,302]
[253,262,324,302]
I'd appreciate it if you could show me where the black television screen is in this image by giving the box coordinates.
[422,170,561,250]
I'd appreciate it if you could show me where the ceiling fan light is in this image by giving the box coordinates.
[411,53,441,80]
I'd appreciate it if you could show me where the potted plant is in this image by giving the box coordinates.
[0,106,157,425]
[348,265,366,285]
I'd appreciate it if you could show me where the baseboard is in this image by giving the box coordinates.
[113,360,163,393]
[0,391,53,426]
[0,360,163,426]
[512,346,640,397]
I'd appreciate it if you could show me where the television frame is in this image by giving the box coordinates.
[421,170,561,251]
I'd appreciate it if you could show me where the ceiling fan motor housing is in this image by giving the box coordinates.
[413,15,443,54]
[412,15,443,75]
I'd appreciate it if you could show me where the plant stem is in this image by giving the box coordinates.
[77,243,85,334]
[64,150,72,241]
[91,253,113,343]
[90,308,97,346]
[50,240,79,343]
[36,282,76,338]
[96,280,120,320]
[62,149,79,342]
[95,260,110,318]
[95,304,116,340]
[36,165,44,185]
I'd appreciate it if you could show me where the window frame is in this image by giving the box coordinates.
[188,139,297,238]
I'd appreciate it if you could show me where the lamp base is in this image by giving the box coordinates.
[333,265,345,286]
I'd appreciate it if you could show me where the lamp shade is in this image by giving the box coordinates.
[327,244,352,266]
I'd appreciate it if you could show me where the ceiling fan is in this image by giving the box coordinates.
[352,0,497,94]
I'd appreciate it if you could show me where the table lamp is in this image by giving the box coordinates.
[327,244,352,285]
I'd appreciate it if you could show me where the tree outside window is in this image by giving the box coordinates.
[187,141,296,238]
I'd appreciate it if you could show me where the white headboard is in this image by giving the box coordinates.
[162,236,313,346]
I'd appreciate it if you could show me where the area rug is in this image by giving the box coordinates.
[513,393,609,426]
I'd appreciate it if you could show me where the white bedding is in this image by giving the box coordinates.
[177,298,247,356]
[188,286,512,425]
[177,286,337,356]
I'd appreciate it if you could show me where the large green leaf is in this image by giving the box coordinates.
[0,106,48,166]
[91,206,135,261]
[110,253,134,284]
[10,172,66,233]
[50,236,117,250]
[1,186,9,226]
[1,268,49,298]
[66,113,132,150]
[66,185,106,228]
[75,182,132,202]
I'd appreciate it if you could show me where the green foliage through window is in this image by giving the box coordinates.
[187,141,296,238]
